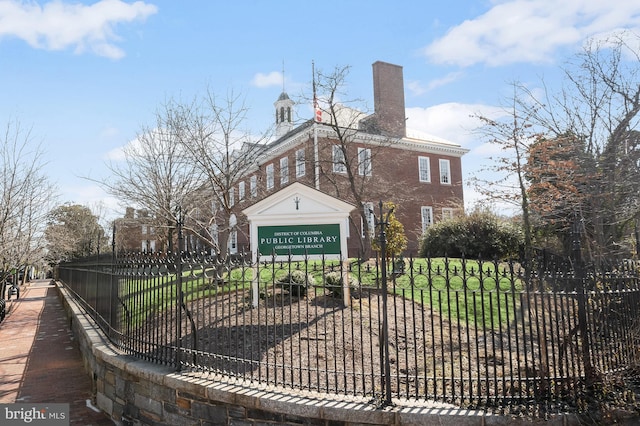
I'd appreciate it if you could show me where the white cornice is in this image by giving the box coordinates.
[257,123,469,165]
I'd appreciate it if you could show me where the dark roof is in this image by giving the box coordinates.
[268,119,314,149]
[277,92,290,101]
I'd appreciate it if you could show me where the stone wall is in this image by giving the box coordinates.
[56,283,575,426]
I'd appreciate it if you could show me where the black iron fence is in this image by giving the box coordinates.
[56,247,640,415]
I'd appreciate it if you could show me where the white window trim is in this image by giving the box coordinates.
[280,157,289,185]
[358,147,372,176]
[439,159,451,185]
[229,187,235,207]
[228,230,238,254]
[210,223,219,246]
[333,145,347,173]
[419,156,431,183]
[442,207,454,221]
[238,181,245,201]
[296,148,305,177]
[361,202,375,238]
[266,164,274,189]
[250,175,257,198]
[421,206,433,233]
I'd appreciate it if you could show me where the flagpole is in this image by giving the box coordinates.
[313,60,320,190]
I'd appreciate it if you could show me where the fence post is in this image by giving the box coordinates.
[376,200,393,406]
[252,251,259,308]
[175,211,184,371]
[572,215,596,384]
[110,223,118,338]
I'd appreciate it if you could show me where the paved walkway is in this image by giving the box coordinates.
[0,279,114,425]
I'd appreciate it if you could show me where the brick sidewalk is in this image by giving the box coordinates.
[0,279,114,425]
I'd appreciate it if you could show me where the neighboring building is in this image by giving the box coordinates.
[222,61,468,257]
[114,207,165,253]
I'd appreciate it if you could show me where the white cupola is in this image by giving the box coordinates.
[274,91,294,138]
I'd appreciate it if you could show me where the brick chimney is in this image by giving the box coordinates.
[367,61,406,138]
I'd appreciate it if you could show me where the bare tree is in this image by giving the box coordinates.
[99,98,206,252]
[0,119,57,285]
[518,31,640,260]
[470,86,538,266]
[472,32,640,261]
[173,89,270,258]
[312,65,400,259]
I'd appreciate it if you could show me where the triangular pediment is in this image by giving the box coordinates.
[242,182,355,220]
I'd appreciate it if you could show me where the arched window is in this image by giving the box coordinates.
[287,107,291,122]
[280,107,285,122]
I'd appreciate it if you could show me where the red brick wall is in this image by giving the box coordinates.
[231,133,464,256]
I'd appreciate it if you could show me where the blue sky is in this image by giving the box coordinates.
[1,0,639,220]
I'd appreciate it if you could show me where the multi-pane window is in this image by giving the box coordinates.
[295,149,305,177]
[280,157,289,185]
[333,145,346,173]
[439,159,451,184]
[358,148,372,176]
[228,230,237,254]
[418,156,431,182]
[238,181,245,201]
[228,214,238,254]
[250,175,257,198]
[210,224,219,247]
[266,164,274,189]
[141,240,155,252]
[228,188,235,207]
[421,206,433,233]
[442,208,454,221]
[361,202,375,238]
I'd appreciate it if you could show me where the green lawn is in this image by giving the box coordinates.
[117,257,524,330]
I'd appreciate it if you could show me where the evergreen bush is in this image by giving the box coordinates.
[275,270,315,297]
[420,210,523,259]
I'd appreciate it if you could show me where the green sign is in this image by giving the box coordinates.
[258,224,341,256]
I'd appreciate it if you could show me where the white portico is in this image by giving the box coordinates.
[242,182,355,260]
[242,182,355,305]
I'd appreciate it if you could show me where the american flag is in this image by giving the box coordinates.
[313,61,322,123]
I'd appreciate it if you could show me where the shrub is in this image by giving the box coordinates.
[324,271,359,298]
[275,270,315,297]
[371,201,407,257]
[420,210,523,259]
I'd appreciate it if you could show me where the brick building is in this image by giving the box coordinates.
[113,207,165,253]
[224,61,468,257]
[113,61,468,257]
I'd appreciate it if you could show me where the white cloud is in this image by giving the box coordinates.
[406,102,505,146]
[99,125,119,139]
[251,71,283,88]
[0,0,158,59]
[407,102,521,213]
[408,73,464,97]
[406,80,427,96]
[423,0,640,67]
[105,145,126,161]
[63,183,121,219]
